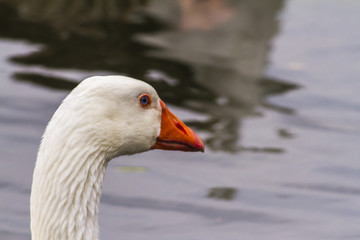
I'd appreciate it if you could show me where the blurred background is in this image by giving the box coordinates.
[1,0,360,239]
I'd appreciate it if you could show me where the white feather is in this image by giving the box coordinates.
[30,76,162,240]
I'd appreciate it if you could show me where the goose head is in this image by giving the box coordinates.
[46,75,204,159]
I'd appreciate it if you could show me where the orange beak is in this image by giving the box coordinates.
[151,100,205,152]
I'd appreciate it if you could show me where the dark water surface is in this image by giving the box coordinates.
[1,0,360,239]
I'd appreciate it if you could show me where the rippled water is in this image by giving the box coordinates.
[1,0,360,239]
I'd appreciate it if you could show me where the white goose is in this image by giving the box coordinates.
[30,75,204,240]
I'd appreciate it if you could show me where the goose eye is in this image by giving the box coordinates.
[139,94,151,108]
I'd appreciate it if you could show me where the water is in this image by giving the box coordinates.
[1,0,360,239]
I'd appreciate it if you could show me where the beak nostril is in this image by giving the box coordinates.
[174,120,188,136]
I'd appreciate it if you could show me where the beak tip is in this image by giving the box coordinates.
[196,138,205,153]
[192,132,205,153]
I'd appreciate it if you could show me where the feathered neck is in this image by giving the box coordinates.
[30,112,112,240]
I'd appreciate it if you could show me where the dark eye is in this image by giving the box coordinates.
[139,94,151,108]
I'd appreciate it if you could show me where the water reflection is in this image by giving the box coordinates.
[207,187,237,201]
[101,193,286,224]
[0,0,298,152]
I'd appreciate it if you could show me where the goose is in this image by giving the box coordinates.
[30,75,204,240]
